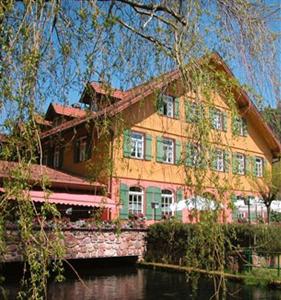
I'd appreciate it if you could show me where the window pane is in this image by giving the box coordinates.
[163,139,174,163]
[237,154,245,175]
[161,190,173,217]
[216,150,224,171]
[131,132,144,159]
[129,187,143,215]
[163,95,174,117]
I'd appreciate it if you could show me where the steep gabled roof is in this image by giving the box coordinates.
[45,103,86,120]
[40,53,281,156]
[80,82,126,105]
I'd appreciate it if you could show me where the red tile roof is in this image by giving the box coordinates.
[89,82,126,100]
[51,103,86,118]
[0,161,105,190]
[40,53,281,156]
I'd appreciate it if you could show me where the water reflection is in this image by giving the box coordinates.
[5,266,281,300]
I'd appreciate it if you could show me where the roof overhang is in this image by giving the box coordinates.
[40,53,281,156]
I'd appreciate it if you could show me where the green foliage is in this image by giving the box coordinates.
[244,268,280,287]
[146,222,281,265]
[0,0,280,298]
[270,211,281,223]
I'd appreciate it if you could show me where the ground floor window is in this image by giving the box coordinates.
[161,189,173,217]
[128,186,143,215]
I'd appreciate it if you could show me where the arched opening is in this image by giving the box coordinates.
[161,189,174,218]
[128,186,144,216]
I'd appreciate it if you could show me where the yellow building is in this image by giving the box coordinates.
[40,53,281,223]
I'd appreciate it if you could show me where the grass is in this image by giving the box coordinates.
[243,268,281,287]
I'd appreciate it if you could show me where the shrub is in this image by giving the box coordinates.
[145,221,281,265]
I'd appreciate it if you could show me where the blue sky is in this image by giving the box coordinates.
[51,1,280,113]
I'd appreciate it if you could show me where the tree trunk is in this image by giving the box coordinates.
[266,204,271,224]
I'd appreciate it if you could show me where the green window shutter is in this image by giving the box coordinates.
[223,151,230,172]
[146,187,161,220]
[176,188,183,221]
[185,101,193,123]
[250,211,256,222]
[210,149,217,170]
[262,158,266,177]
[73,140,79,163]
[174,97,180,119]
[231,195,238,221]
[199,150,207,169]
[222,112,228,132]
[252,156,257,177]
[175,140,181,165]
[186,143,193,167]
[245,155,252,176]
[123,129,131,158]
[242,118,248,136]
[156,136,163,162]
[154,187,162,220]
[145,134,152,161]
[231,194,237,204]
[232,153,238,174]
[146,187,154,220]
[119,183,129,220]
[209,107,215,128]
[157,94,164,115]
[232,116,239,136]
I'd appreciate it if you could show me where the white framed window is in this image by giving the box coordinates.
[212,110,223,130]
[130,132,144,159]
[215,149,224,172]
[162,95,174,117]
[128,187,143,215]
[188,144,205,168]
[163,138,174,164]
[255,157,263,177]
[190,102,204,123]
[235,117,244,136]
[236,154,245,175]
[233,117,247,136]
[53,147,60,168]
[161,189,174,217]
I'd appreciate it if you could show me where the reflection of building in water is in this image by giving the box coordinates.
[47,269,145,300]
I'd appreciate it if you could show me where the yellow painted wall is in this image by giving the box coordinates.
[52,84,276,197]
[112,90,273,195]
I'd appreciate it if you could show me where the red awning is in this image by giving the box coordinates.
[0,188,115,208]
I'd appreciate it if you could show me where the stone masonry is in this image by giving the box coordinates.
[3,229,147,262]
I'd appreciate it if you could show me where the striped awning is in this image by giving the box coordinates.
[0,188,115,208]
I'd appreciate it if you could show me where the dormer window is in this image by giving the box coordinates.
[157,94,179,119]
[232,116,248,137]
[163,95,174,117]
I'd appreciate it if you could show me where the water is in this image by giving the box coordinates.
[4,263,281,299]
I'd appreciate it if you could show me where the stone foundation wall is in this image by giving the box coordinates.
[3,229,147,262]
